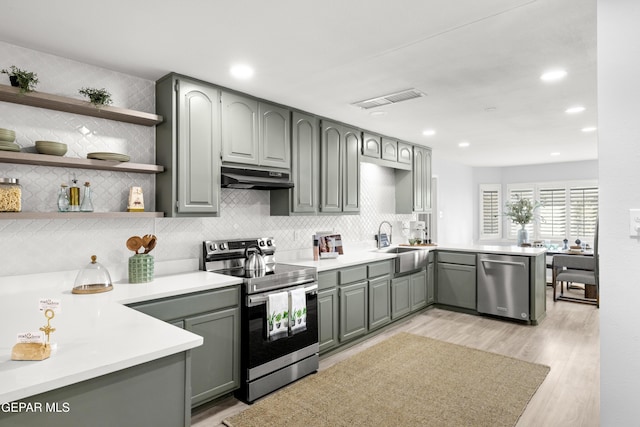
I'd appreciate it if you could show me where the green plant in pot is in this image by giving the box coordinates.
[503,195,543,246]
[79,87,112,107]
[1,65,39,93]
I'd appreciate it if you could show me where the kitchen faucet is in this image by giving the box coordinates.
[377,221,393,249]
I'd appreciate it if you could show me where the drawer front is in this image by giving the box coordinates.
[367,260,393,278]
[130,286,240,322]
[318,270,338,291]
[339,265,368,285]
[437,251,476,266]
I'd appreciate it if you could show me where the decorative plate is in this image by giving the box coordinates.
[87,152,130,162]
[0,144,20,152]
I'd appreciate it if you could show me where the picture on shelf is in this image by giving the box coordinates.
[315,232,343,259]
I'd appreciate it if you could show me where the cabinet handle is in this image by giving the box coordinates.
[480,259,526,268]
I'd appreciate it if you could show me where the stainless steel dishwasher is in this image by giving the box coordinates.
[477,253,530,321]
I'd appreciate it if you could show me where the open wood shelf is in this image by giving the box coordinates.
[0,151,164,174]
[0,84,163,126]
[0,212,164,220]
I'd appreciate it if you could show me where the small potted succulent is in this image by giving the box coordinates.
[1,65,39,93]
[79,87,112,108]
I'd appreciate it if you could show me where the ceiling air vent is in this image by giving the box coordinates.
[352,89,426,109]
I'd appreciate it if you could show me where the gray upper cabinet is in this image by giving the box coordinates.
[413,146,432,213]
[221,92,290,169]
[270,111,319,215]
[320,121,360,214]
[362,132,382,158]
[381,137,398,162]
[221,92,259,165]
[398,142,413,164]
[155,75,220,217]
[259,102,290,168]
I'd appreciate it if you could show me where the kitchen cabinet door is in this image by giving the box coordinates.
[291,111,318,213]
[177,80,221,214]
[342,126,361,213]
[368,275,391,330]
[320,121,343,213]
[339,280,368,342]
[391,275,411,319]
[381,137,398,162]
[221,92,259,165]
[318,287,339,353]
[410,269,428,311]
[398,142,413,164]
[426,261,435,305]
[155,75,220,217]
[186,306,240,407]
[258,102,290,168]
[413,146,432,213]
[362,132,382,158]
[437,263,477,310]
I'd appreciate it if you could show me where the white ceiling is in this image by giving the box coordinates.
[0,0,596,167]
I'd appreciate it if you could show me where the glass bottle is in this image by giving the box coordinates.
[80,182,94,212]
[69,178,80,212]
[57,184,69,212]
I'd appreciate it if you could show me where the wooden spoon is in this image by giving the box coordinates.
[141,234,153,248]
[126,236,143,254]
[144,236,157,254]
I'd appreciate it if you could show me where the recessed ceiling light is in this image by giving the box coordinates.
[458,142,470,148]
[230,64,254,80]
[565,106,586,114]
[582,127,597,132]
[484,107,497,112]
[422,129,436,136]
[370,111,387,117]
[540,69,567,82]
[551,152,561,156]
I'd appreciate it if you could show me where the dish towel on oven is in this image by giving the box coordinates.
[289,287,307,335]
[267,291,289,341]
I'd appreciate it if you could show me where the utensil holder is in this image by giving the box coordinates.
[128,254,154,283]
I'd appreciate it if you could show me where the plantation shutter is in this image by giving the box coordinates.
[508,188,534,238]
[479,185,501,239]
[538,188,567,238]
[570,187,599,240]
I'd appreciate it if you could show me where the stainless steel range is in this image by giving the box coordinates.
[202,237,319,403]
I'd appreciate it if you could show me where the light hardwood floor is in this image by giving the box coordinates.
[192,286,600,427]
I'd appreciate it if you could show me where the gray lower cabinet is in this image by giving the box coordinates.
[339,280,368,342]
[320,120,360,214]
[318,287,339,353]
[270,111,319,215]
[391,275,411,319]
[410,269,428,311]
[156,74,221,216]
[426,261,435,304]
[129,286,240,408]
[0,352,190,427]
[368,274,391,330]
[437,260,477,310]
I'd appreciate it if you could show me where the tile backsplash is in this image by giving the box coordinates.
[0,41,414,278]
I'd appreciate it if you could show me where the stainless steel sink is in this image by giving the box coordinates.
[377,246,430,274]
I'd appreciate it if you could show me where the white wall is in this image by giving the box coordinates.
[432,155,474,245]
[598,1,640,424]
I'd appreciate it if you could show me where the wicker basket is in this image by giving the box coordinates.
[128,254,154,283]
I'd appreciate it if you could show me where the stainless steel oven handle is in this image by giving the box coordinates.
[247,283,318,307]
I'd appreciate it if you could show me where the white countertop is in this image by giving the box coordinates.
[0,270,242,404]
[435,244,547,257]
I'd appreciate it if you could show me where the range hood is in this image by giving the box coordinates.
[221,166,294,190]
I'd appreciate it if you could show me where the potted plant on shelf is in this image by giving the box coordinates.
[79,87,112,108]
[1,65,39,93]
[503,195,543,246]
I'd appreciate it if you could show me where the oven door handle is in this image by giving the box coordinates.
[247,283,318,307]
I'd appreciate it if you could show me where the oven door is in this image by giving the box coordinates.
[243,282,318,377]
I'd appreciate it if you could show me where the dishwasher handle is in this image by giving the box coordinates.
[481,259,527,269]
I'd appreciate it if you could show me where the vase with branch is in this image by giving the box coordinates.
[503,195,543,246]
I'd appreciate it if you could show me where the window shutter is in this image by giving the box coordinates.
[570,187,599,240]
[479,185,501,239]
[538,188,567,238]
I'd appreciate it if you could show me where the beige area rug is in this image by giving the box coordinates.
[224,333,550,427]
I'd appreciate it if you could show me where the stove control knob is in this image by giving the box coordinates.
[259,240,265,247]
[209,243,217,251]
[266,240,273,246]
[219,243,226,250]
